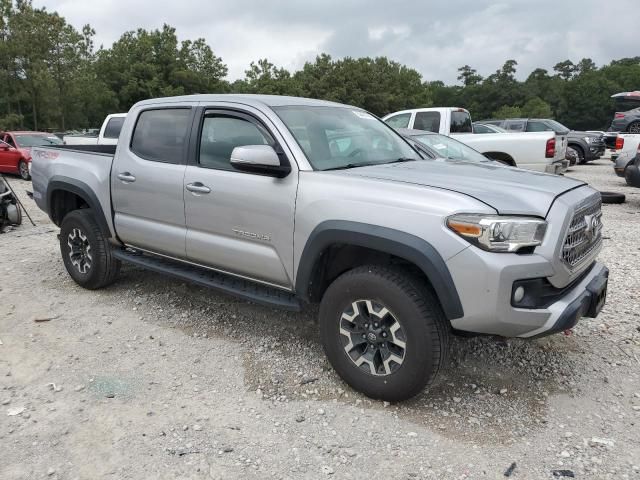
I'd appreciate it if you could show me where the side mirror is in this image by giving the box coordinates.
[230,145,291,178]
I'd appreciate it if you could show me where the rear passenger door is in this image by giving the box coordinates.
[111,105,196,258]
[183,106,298,288]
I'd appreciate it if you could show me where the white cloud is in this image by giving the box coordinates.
[35,0,639,83]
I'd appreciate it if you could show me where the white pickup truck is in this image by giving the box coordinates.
[383,108,568,174]
[63,113,126,146]
[612,133,640,179]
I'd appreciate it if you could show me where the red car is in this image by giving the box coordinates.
[0,131,63,180]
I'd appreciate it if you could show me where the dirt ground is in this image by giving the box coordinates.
[1,160,639,479]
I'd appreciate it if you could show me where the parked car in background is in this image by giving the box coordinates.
[623,152,640,187]
[63,113,126,146]
[612,135,640,178]
[397,128,499,164]
[609,91,640,133]
[472,122,508,134]
[383,108,567,174]
[31,94,608,401]
[0,131,63,180]
[482,118,605,164]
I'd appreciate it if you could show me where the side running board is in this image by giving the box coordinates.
[112,249,302,312]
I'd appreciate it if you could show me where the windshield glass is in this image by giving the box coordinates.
[544,120,570,134]
[411,133,489,162]
[272,106,420,170]
[15,134,63,147]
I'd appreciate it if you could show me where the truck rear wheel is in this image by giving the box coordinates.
[319,265,450,402]
[59,209,120,289]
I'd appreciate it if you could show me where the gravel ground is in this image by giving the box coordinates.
[1,160,639,479]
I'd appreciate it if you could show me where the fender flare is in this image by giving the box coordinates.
[47,176,111,237]
[295,220,464,320]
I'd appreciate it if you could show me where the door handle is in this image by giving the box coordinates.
[186,182,211,194]
[117,172,136,183]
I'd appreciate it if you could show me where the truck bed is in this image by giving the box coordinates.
[49,144,117,155]
[30,145,116,235]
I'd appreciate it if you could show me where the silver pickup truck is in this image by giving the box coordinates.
[31,94,608,402]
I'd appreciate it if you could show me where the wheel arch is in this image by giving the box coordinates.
[295,221,464,320]
[483,152,516,166]
[47,176,111,237]
[567,142,585,156]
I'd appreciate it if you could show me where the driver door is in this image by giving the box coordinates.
[183,106,298,288]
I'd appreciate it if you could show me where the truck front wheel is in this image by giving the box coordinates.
[319,265,450,402]
[59,209,121,289]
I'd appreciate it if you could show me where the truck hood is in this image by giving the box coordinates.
[338,160,585,217]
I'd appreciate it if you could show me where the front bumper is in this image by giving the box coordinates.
[587,145,605,160]
[447,248,608,338]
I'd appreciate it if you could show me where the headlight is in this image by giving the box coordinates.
[447,214,547,252]
[584,136,593,143]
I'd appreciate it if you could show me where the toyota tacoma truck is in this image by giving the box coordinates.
[30,94,608,402]
[383,108,568,174]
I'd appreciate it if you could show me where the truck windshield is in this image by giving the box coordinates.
[544,120,570,134]
[410,133,489,162]
[273,106,420,171]
[15,134,63,147]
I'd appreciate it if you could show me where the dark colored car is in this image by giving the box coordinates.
[481,118,605,164]
[609,92,640,133]
[624,152,640,187]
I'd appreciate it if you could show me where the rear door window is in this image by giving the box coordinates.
[450,111,472,133]
[130,109,191,163]
[414,112,441,132]
[505,120,525,131]
[525,121,552,132]
[103,117,125,139]
[385,113,411,129]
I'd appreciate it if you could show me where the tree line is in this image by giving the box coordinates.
[1,0,639,132]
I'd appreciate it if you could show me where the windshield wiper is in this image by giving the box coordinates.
[323,163,373,171]
[387,157,417,164]
[324,158,417,171]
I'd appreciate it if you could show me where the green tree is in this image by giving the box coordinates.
[554,60,575,81]
[492,105,522,119]
[457,65,482,86]
[521,97,552,118]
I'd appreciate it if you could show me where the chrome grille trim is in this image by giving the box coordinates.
[560,193,603,270]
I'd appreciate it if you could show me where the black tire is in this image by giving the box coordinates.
[625,165,640,187]
[8,202,22,225]
[599,191,626,204]
[565,147,578,166]
[59,209,121,289]
[18,160,30,181]
[627,121,640,134]
[572,145,586,165]
[319,265,450,402]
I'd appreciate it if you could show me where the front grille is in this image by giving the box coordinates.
[561,193,603,269]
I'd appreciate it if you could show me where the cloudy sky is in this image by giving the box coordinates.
[37,0,637,84]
